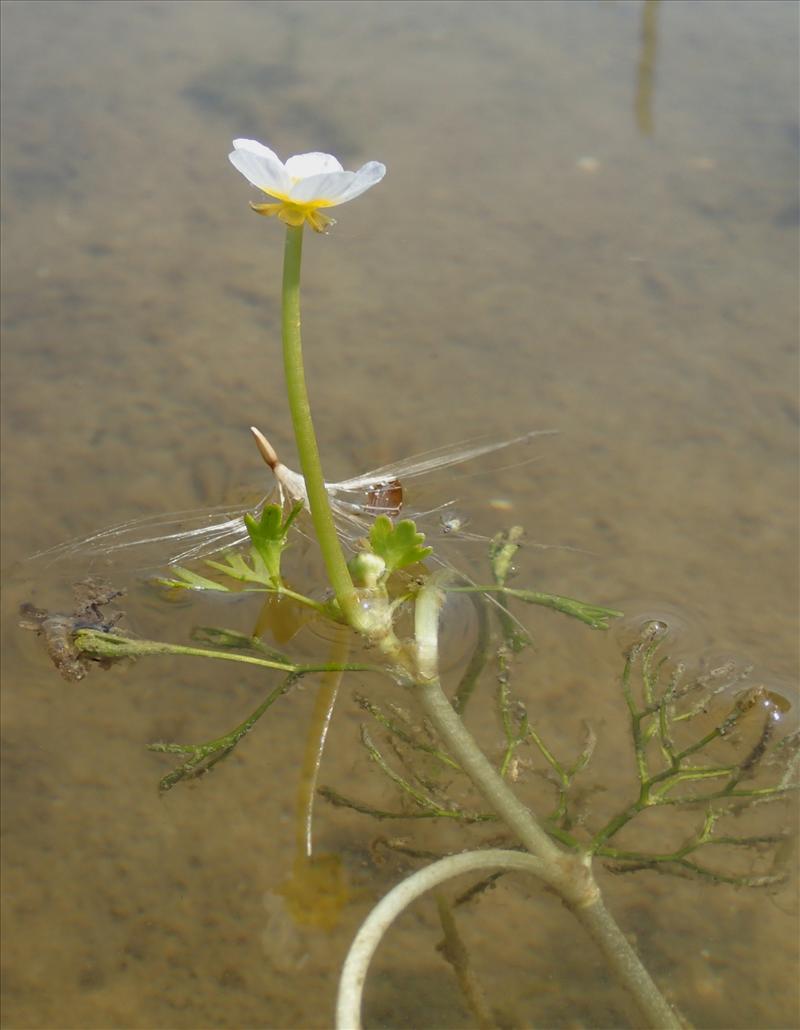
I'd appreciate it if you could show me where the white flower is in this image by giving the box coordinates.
[228,138,386,233]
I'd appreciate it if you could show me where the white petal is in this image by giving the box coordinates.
[229,139,291,194]
[334,161,387,203]
[291,162,386,205]
[285,152,344,178]
[291,170,357,204]
[232,138,281,161]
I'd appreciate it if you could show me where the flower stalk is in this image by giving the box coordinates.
[280,224,360,627]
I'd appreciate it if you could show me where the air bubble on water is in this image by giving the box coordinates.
[734,678,799,736]
[611,600,702,656]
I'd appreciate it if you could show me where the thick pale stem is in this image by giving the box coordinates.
[281,225,358,625]
[336,846,680,1030]
[414,578,564,867]
[574,895,683,1029]
[418,673,569,867]
[336,849,551,1030]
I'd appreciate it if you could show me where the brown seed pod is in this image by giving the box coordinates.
[364,479,403,516]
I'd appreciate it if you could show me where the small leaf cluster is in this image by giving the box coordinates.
[156,502,303,593]
[368,515,432,575]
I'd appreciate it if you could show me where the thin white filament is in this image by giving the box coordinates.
[28,431,556,570]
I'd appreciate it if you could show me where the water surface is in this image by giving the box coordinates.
[2,2,797,1028]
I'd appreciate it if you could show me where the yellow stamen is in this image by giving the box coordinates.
[250,189,337,233]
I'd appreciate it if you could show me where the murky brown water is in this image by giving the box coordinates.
[2,2,798,1028]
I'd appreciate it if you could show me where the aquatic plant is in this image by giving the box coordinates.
[22,140,797,1029]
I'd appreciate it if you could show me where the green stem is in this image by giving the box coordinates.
[281,225,357,624]
[413,578,568,868]
[74,629,383,677]
[276,586,335,618]
[572,895,682,1029]
[417,673,568,864]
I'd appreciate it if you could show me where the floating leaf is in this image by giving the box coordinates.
[369,515,432,575]
[203,502,303,588]
[245,501,303,586]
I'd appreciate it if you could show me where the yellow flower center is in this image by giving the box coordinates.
[251,187,336,233]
